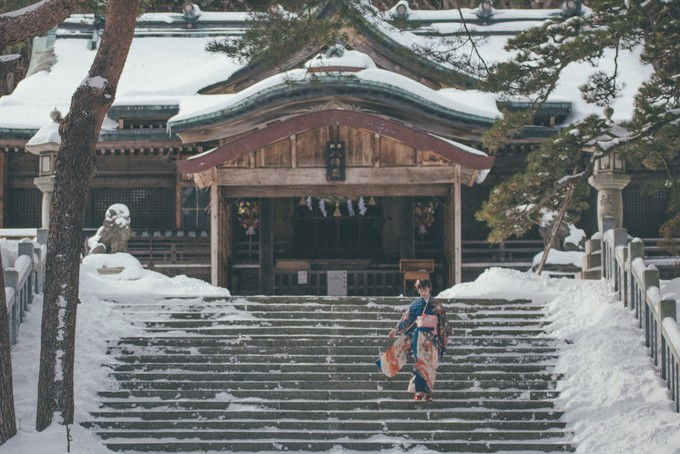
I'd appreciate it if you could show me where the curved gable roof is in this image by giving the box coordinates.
[169,70,498,140]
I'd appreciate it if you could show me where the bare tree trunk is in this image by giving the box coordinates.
[36,0,139,431]
[0,251,17,445]
[536,182,575,275]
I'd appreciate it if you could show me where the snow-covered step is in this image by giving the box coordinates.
[108,371,565,383]
[90,408,568,421]
[138,326,553,337]
[93,429,570,442]
[96,400,557,413]
[100,439,574,453]
[111,335,559,348]
[110,353,559,365]
[86,296,573,452]
[114,379,559,391]
[136,319,551,329]
[119,310,549,320]
[98,389,561,400]
[83,419,570,432]
[105,362,557,373]
[107,345,560,356]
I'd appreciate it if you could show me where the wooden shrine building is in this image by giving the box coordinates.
[0,3,673,295]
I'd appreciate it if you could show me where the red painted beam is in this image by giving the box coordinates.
[176,109,494,174]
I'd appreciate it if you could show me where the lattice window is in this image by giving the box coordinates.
[88,188,173,229]
[623,187,670,238]
[181,187,210,231]
[5,188,41,228]
[461,185,492,241]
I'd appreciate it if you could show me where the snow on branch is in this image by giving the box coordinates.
[0,0,89,49]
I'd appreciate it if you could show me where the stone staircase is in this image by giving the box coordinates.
[83,296,575,452]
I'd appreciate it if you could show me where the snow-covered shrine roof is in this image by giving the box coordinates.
[0,6,653,147]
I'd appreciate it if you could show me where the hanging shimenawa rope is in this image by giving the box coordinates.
[237,200,260,235]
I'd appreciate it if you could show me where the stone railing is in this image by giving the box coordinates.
[597,220,679,412]
[2,229,48,345]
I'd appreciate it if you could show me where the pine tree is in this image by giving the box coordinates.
[478,0,679,243]
[1,0,139,434]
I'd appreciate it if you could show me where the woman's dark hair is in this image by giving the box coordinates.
[416,279,432,289]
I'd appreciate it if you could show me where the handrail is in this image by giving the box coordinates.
[2,228,48,346]
[598,218,679,412]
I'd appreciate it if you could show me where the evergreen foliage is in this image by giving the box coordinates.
[479,0,679,243]
[206,0,345,65]
[477,117,602,243]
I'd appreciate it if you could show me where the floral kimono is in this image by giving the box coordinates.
[375,296,451,396]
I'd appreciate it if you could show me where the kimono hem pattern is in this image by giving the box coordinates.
[376,296,451,394]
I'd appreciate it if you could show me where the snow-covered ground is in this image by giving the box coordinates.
[1,256,679,453]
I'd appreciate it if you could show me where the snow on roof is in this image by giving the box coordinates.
[304,48,377,70]
[0,8,654,134]
[430,133,489,158]
[0,35,242,130]
[25,120,60,152]
[384,3,591,22]
[167,63,499,128]
[64,11,251,26]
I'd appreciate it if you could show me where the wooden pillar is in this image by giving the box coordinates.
[210,168,219,286]
[175,169,183,229]
[0,152,5,228]
[454,165,462,284]
[400,196,415,259]
[219,191,231,289]
[445,185,455,288]
[259,197,274,294]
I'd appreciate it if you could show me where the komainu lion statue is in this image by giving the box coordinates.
[85,203,132,255]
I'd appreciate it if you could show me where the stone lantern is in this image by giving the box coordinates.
[25,109,62,228]
[586,120,631,233]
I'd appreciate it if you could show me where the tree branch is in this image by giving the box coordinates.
[0,0,89,50]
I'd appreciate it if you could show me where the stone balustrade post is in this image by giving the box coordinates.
[659,299,678,380]
[642,266,660,349]
[627,240,645,309]
[37,228,48,245]
[4,268,19,344]
[17,242,34,307]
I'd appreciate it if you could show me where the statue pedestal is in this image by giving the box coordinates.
[97,266,125,275]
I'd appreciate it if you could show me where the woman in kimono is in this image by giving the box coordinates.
[376,279,451,401]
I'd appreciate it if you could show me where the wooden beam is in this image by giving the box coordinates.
[467,169,480,187]
[175,172,182,229]
[89,176,176,188]
[0,152,5,228]
[219,190,231,289]
[210,168,219,286]
[373,133,380,167]
[220,184,451,198]
[454,165,462,284]
[192,169,214,189]
[216,167,457,187]
[445,185,454,289]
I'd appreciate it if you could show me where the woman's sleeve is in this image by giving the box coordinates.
[435,303,452,357]
[392,300,419,335]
